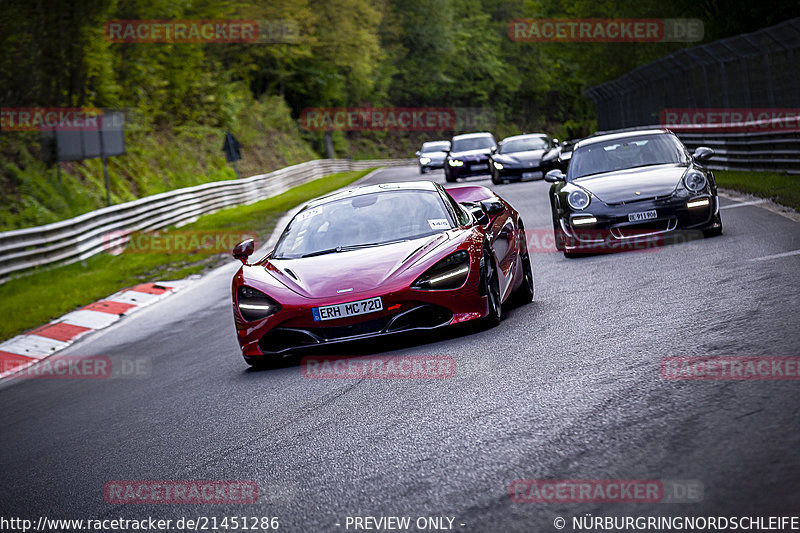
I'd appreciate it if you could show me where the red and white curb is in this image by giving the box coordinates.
[0,280,191,379]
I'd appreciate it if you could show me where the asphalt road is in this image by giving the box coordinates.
[1,166,799,532]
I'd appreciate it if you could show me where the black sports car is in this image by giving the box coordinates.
[540,138,574,174]
[416,140,450,173]
[545,129,722,257]
[489,133,556,184]
[444,132,497,182]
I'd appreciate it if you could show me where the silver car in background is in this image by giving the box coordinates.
[416,140,450,174]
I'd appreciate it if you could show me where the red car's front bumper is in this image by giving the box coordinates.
[234,277,488,359]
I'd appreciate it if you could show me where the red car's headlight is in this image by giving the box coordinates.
[411,251,471,291]
[237,285,281,321]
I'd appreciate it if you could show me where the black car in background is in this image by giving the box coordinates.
[541,138,574,174]
[545,129,722,257]
[489,133,557,184]
[444,132,497,182]
[416,140,450,173]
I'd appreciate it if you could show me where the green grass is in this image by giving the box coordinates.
[715,170,800,211]
[0,96,319,230]
[0,169,373,342]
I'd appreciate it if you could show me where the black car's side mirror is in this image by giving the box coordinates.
[692,146,714,163]
[480,199,504,217]
[490,146,498,154]
[544,169,566,182]
[233,239,255,264]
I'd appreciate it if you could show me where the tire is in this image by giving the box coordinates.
[491,171,501,185]
[513,251,534,305]
[564,251,580,259]
[419,166,427,175]
[445,168,456,182]
[703,214,723,237]
[482,249,502,327]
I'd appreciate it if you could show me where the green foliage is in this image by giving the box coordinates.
[0,169,373,342]
[2,0,797,229]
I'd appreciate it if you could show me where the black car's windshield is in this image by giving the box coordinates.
[500,137,548,154]
[421,142,449,153]
[272,190,453,259]
[569,134,688,180]
[451,136,495,152]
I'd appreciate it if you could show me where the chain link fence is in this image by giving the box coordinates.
[586,18,800,131]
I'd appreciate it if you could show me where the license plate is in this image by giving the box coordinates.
[312,296,383,321]
[628,210,657,222]
[471,164,488,171]
[522,172,537,179]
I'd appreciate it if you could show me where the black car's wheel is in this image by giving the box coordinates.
[482,249,502,326]
[703,213,723,237]
[445,168,456,182]
[491,170,501,185]
[419,166,427,175]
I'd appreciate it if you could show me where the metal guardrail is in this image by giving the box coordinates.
[676,130,800,175]
[0,158,413,283]
[591,122,800,175]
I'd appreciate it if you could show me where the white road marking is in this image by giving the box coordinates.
[720,199,768,210]
[0,335,70,358]
[60,309,121,329]
[750,249,800,262]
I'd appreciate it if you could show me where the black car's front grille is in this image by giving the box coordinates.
[611,218,676,238]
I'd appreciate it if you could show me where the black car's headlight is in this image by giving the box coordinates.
[493,161,504,170]
[567,189,591,210]
[683,170,708,192]
[412,251,470,291]
[237,285,281,321]
[448,159,464,167]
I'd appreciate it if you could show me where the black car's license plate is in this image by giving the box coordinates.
[628,210,657,222]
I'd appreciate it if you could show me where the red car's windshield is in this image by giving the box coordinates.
[273,190,453,259]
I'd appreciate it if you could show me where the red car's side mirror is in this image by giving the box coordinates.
[232,239,255,264]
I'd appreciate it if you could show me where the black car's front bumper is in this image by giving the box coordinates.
[557,193,720,253]
[447,159,492,179]
[494,165,544,181]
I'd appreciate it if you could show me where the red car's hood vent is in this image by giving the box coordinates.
[266,234,447,299]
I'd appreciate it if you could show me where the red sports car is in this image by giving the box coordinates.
[230,181,533,366]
